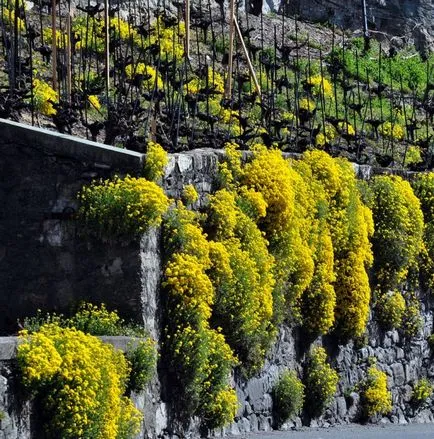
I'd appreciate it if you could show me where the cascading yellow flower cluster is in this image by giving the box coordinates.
[17,324,142,439]
[207,187,275,375]
[371,175,424,290]
[163,203,238,429]
[412,173,434,286]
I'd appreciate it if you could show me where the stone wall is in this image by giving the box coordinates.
[281,0,434,54]
[0,119,433,438]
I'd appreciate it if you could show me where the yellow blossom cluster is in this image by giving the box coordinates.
[17,324,142,438]
[33,78,58,116]
[371,175,424,290]
[78,175,169,239]
[306,74,333,98]
[144,141,169,181]
[361,366,392,417]
[304,347,339,417]
[182,184,199,205]
[379,121,405,140]
[375,290,406,329]
[207,186,275,374]
[163,202,238,428]
[125,63,164,90]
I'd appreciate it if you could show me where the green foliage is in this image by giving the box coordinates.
[17,324,142,439]
[126,339,158,392]
[272,370,305,425]
[78,175,169,240]
[304,347,339,417]
[376,290,406,330]
[371,175,424,290]
[360,366,392,417]
[401,292,423,338]
[23,303,146,337]
[412,378,433,404]
[143,142,169,182]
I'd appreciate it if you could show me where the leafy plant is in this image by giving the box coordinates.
[401,292,423,338]
[412,378,432,404]
[375,290,406,330]
[143,142,169,182]
[126,339,158,392]
[371,175,424,290]
[272,370,305,426]
[304,347,339,417]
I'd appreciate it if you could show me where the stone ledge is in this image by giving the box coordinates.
[0,336,141,361]
[0,119,145,171]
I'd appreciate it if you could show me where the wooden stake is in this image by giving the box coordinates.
[233,16,261,98]
[185,0,190,58]
[225,0,235,98]
[104,0,110,102]
[51,0,57,91]
[66,10,72,102]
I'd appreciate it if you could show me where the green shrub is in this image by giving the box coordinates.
[272,370,305,425]
[375,290,406,330]
[304,347,339,417]
[126,339,157,392]
[401,292,423,338]
[360,366,392,418]
[78,175,169,240]
[412,378,433,404]
[23,303,146,337]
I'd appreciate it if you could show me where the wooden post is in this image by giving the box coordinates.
[233,16,261,98]
[104,0,110,102]
[185,0,190,58]
[51,0,57,91]
[225,0,235,99]
[66,10,72,102]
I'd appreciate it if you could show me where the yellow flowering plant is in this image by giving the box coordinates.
[360,366,392,417]
[304,346,339,417]
[144,141,169,181]
[371,175,424,290]
[78,175,169,240]
[17,324,142,438]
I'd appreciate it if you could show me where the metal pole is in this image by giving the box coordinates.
[225,0,235,99]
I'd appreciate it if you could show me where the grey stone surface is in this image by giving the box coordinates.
[284,0,434,54]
